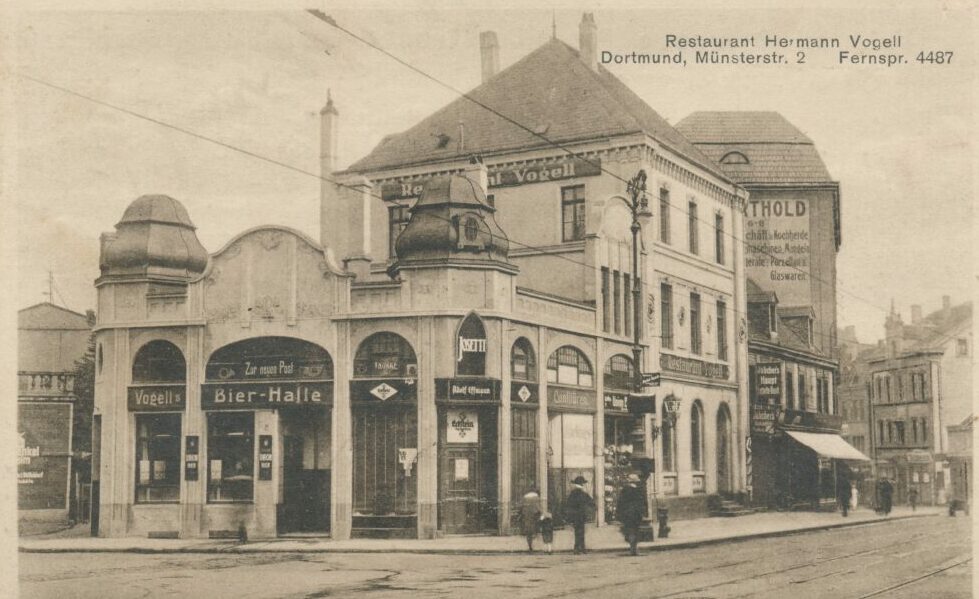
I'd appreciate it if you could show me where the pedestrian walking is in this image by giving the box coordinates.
[838,479,850,517]
[616,473,646,555]
[909,487,919,512]
[518,488,542,552]
[563,475,595,554]
[880,478,894,515]
[539,511,554,554]
[849,482,859,512]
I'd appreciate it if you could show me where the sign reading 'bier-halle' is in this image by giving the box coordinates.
[380,157,602,201]
[201,382,332,409]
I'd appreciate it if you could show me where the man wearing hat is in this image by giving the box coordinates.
[617,473,647,555]
[564,475,596,554]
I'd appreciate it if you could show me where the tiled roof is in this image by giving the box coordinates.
[910,302,972,352]
[345,39,728,181]
[675,111,834,185]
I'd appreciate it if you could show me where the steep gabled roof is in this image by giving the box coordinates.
[345,39,728,181]
[675,111,834,185]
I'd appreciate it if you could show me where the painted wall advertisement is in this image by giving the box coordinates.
[18,403,72,510]
[745,199,811,300]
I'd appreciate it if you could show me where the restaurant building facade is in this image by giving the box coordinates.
[92,15,751,539]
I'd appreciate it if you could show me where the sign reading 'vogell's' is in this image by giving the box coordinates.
[201,382,332,409]
[128,385,186,411]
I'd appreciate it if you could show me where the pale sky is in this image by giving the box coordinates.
[6,5,976,342]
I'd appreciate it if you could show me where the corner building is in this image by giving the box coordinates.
[93,15,751,539]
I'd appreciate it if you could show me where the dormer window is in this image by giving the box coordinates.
[720,151,749,165]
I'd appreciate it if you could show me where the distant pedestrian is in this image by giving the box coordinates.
[838,480,850,517]
[850,482,859,512]
[880,478,894,515]
[616,474,646,555]
[519,488,542,552]
[564,475,595,554]
[909,488,919,512]
[539,511,554,554]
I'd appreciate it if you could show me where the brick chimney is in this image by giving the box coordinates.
[579,13,598,71]
[480,31,499,83]
[911,304,922,325]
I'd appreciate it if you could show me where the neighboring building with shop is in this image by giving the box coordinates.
[946,415,972,512]
[867,297,972,506]
[92,14,751,540]
[676,112,863,510]
[835,326,881,505]
[18,302,93,523]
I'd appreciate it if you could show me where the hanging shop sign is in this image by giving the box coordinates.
[380,157,603,201]
[547,386,596,412]
[754,363,782,404]
[350,379,417,403]
[258,435,273,481]
[604,392,631,415]
[511,382,539,405]
[660,353,730,381]
[201,382,332,409]
[751,404,780,436]
[205,358,331,382]
[184,436,199,481]
[128,384,186,412]
[446,409,479,443]
[435,378,501,403]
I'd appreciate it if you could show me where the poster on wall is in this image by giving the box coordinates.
[446,409,479,443]
[18,403,72,510]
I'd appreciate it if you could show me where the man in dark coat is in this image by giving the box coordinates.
[880,478,894,515]
[616,473,646,555]
[564,475,595,554]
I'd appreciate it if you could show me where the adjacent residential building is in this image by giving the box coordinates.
[677,112,864,510]
[867,298,973,506]
[92,15,752,540]
[18,302,93,523]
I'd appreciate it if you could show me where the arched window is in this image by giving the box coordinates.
[546,346,593,387]
[456,313,487,376]
[206,336,333,382]
[354,332,417,378]
[719,151,749,165]
[603,354,635,392]
[662,416,677,473]
[132,340,186,383]
[511,338,537,382]
[691,401,704,471]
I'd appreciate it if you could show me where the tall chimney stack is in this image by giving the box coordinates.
[320,90,339,248]
[480,31,499,83]
[911,304,922,324]
[579,13,598,71]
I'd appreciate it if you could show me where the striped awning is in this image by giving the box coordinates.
[786,430,870,461]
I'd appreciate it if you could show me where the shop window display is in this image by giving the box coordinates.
[207,412,255,502]
[135,414,181,503]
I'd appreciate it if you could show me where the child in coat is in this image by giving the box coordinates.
[539,511,554,554]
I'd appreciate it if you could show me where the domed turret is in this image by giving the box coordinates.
[100,195,208,280]
[390,175,512,275]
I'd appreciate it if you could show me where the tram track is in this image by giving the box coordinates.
[855,556,972,599]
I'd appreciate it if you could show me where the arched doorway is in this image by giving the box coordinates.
[204,336,333,534]
[716,403,733,495]
[350,332,418,537]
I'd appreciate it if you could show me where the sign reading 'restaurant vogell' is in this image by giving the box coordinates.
[380,157,602,201]
[128,385,185,411]
[201,382,332,409]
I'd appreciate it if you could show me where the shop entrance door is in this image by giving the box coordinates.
[279,409,330,534]
[439,406,497,534]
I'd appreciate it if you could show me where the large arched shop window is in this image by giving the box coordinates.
[354,332,417,378]
[132,340,186,503]
[352,332,418,517]
[511,337,537,382]
[132,340,186,383]
[691,400,705,471]
[547,346,593,387]
[205,337,333,503]
[603,354,635,392]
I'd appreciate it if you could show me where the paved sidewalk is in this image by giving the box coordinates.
[20,507,943,554]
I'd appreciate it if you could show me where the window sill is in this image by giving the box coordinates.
[134,501,180,506]
[207,500,255,505]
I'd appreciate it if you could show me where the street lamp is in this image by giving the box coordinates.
[623,170,653,396]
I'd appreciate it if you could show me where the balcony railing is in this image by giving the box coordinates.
[18,372,76,397]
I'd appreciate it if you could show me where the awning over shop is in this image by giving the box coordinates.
[786,431,870,461]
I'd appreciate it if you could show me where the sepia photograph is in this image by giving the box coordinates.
[4,1,975,597]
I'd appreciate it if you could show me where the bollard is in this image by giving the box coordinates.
[657,508,670,539]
